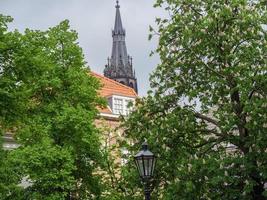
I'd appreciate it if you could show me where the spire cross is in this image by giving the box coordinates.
[116,0,120,8]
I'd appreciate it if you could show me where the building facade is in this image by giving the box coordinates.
[91,72,137,165]
[91,71,137,119]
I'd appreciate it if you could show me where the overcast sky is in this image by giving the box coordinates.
[1,0,166,96]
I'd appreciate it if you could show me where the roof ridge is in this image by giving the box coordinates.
[90,71,138,96]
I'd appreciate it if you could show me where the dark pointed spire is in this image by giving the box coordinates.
[111,0,127,67]
[113,0,125,36]
[104,1,138,93]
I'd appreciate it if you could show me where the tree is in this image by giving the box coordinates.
[0,14,26,199]
[0,15,106,199]
[123,1,267,199]
[98,120,143,200]
[0,132,24,200]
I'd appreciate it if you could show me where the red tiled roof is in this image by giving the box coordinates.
[98,106,113,114]
[90,71,138,116]
[90,71,138,98]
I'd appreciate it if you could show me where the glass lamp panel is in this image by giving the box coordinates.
[143,157,149,176]
[151,157,156,176]
[134,159,140,177]
[137,158,145,177]
[150,156,154,175]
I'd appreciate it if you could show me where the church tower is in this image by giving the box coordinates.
[104,1,138,93]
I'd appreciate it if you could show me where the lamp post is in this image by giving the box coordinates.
[134,141,156,200]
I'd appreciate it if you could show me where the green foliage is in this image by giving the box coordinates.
[96,122,144,200]
[123,1,267,199]
[10,139,75,199]
[0,15,106,199]
[0,133,23,200]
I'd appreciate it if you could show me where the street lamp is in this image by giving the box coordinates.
[134,141,156,200]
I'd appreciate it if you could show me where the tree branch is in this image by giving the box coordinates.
[193,138,219,148]
[189,5,203,17]
[199,139,223,156]
[248,89,256,100]
[195,128,225,137]
[195,112,219,126]
[248,69,259,100]
[194,54,226,79]
[231,39,250,54]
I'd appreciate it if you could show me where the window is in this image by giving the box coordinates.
[114,98,123,114]
[112,96,134,115]
[129,82,134,88]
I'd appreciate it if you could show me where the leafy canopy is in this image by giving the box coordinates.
[0,14,106,199]
[123,1,267,200]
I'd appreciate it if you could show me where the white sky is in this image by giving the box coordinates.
[0,0,166,96]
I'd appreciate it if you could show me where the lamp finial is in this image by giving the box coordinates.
[142,140,148,151]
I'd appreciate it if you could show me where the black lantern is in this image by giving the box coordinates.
[134,141,156,200]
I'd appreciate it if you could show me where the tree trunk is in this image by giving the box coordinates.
[250,171,265,200]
